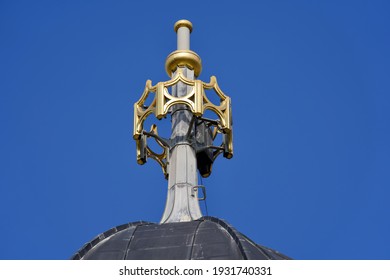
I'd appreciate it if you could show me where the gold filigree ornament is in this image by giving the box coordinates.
[136,124,169,178]
[133,68,233,177]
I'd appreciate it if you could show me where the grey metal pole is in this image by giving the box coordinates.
[160,20,202,223]
[177,27,190,50]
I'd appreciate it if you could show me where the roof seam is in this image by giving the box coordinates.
[188,220,203,260]
[238,232,271,260]
[200,216,248,260]
[123,223,143,260]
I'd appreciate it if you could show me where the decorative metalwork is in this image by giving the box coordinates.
[140,124,170,178]
[174,19,193,33]
[133,68,233,177]
[165,50,202,77]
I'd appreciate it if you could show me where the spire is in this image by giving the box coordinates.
[133,20,233,223]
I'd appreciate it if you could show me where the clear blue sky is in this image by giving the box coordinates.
[1,0,389,260]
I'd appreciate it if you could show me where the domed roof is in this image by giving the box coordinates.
[72,216,290,260]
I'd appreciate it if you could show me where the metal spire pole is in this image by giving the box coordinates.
[133,19,233,224]
[160,20,201,223]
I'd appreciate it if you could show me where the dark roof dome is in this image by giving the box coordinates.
[72,216,290,260]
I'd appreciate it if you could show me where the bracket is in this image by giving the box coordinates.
[136,124,170,178]
[192,185,206,201]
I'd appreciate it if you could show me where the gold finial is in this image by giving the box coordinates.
[166,19,201,76]
[174,19,193,33]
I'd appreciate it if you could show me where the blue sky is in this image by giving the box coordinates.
[1,0,389,260]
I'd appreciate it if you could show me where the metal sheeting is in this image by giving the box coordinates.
[126,221,200,260]
[71,221,151,260]
[190,220,243,260]
[72,217,291,260]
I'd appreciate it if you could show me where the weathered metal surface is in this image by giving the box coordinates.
[72,217,291,260]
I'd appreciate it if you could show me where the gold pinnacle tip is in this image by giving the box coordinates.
[174,19,193,33]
